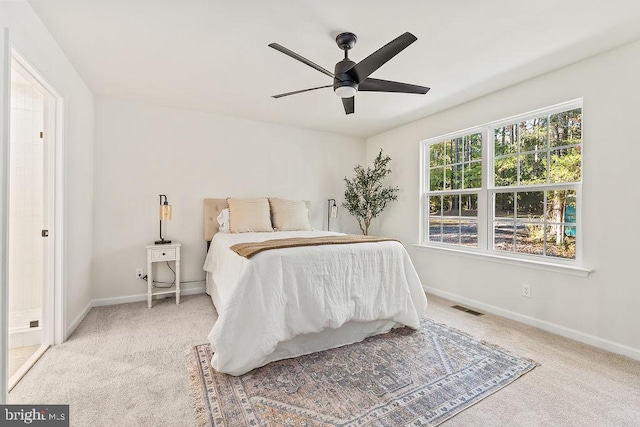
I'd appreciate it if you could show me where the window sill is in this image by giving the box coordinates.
[413,244,592,277]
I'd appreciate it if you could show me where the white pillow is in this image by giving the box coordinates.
[269,198,312,231]
[216,208,230,233]
[227,198,273,233]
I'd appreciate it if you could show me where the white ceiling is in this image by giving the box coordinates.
[29,0,640,138]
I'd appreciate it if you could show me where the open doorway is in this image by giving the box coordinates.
[7,52,59,391]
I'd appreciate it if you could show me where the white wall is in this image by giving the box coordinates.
[0,2,94,337]
[367,39,640,357]
[92,98,365,301]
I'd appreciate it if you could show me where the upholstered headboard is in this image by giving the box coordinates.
[204,198,312,243]
[204,198,229,242]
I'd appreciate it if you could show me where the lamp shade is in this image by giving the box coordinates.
[160,204,172,220]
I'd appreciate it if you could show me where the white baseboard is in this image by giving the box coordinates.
[91,285,206,307]
[66,301,92,339]
[424,286,640,361]
[8,328,42,349]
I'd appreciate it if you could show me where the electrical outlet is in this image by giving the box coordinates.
[136,268,144,279]
[522,284,531,298]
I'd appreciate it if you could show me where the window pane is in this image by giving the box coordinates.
[430,167,444,191]
[461,194,478,217]
[452,163,463,190]
[517,191,544,220]
[494,221,514,252]
[566,193,577,227]
[519,152,547,185]
[516,223,544,256]
[461,219,478,247]
[550,108,582,148]
[495,192,514,219]
[429,195,443,216]
[549,147,581,183]
[545,190,576,223]
[453,137,464,163]
[442,219,460,244]
[444,166,455,190]
[442,195,459,217]
[494,124,518,156]
[443,140,452,164]
[519,117,547,152]
[545,224,576,259]
[463,161,482,189]
[430,142,445,167]
[494,156,517,186]
[429,219,442,242]
[445,138,463,165]
[466,133,482,161]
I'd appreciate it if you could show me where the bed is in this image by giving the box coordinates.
[202,198,428,376]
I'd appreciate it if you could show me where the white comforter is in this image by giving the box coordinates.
[203,230,427,375]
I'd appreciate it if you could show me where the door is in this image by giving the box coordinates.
[5,52,56,392]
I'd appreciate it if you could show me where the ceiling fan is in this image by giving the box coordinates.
[268,32,430,115]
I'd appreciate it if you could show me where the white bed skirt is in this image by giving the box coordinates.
[206,272,399,370]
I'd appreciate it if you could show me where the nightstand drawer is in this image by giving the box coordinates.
[151,248,176,261]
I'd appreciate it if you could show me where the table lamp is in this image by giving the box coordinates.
[155,194,172,244]
[327,198,338,230]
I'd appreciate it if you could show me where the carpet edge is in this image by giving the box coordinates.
[427,317,541,367]
[422,318,540,426]
[186,345,214,427]
[431,357,538,426]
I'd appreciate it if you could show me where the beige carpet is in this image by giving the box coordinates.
[8,293,640,426]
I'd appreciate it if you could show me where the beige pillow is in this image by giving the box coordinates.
[227,198,273,233]
[269,198,312,231]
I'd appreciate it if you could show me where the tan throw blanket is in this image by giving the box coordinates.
[230,234,398,259]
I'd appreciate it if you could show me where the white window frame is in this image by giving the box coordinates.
[419,99,588,275]
[420,126,485,251]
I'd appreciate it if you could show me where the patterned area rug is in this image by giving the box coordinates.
[187,318,537,426]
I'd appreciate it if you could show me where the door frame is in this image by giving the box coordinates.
[9,49,65,349]
[1,26,10,404]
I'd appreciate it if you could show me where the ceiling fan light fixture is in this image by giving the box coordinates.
[269,31,429,114]
[334,85,357,98]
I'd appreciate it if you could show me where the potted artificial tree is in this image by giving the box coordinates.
[343,149,399,235]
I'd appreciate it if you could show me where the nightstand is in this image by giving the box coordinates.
[146,242,181,309]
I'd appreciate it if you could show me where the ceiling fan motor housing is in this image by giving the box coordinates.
[334,59,358,98]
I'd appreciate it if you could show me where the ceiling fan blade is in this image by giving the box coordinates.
[272,85,332,99]
[268,43,336,79]
[358,78,430,94]
[342,96,354,115]
[346,32,417,83]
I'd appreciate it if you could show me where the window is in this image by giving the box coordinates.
[426,132,482,247]
[421,100,582,263]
